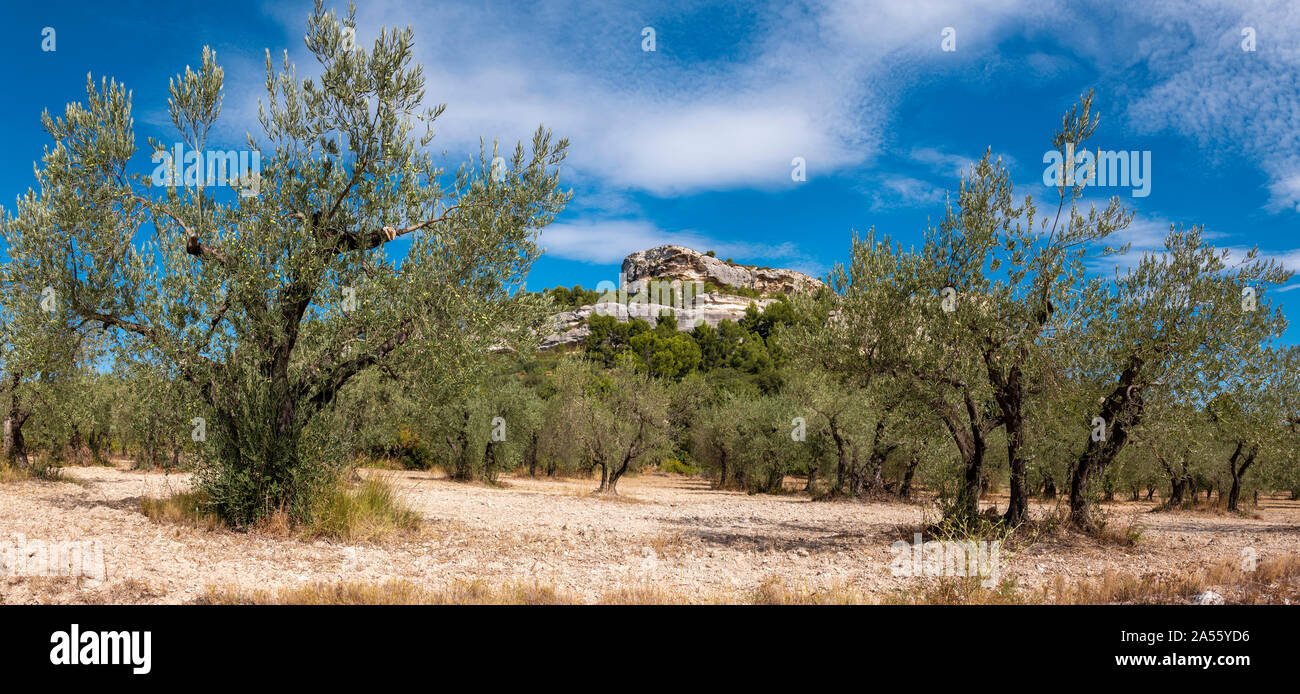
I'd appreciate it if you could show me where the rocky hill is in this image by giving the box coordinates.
[539,245,822,350]
[621,245,824,295]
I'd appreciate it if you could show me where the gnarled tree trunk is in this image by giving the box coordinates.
[899,456,920,500]
[1069,357,1144,528]
[3,411,31,469]
[1226,443,1256,512]
[3,375,31,469]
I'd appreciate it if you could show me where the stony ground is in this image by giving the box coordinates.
[2,464,1298,603]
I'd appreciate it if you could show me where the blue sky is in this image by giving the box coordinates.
[3,1,1300,339]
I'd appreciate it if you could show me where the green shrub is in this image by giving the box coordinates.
[658,458,698,475]
[389,427,433,469]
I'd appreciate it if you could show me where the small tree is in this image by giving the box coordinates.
[691,392,800,493]
[559,361,670,495]
[786,368,874,496]
[1130,395,1215,508]
[1207,346,1297,511]
[691,398,740,488]
[0,262,93,470]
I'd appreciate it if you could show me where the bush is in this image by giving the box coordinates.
[658,458,698,475]
[373,427,433,469]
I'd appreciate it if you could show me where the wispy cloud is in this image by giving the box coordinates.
[868,174,948,210]
[1087,214,1300,282]
[910,146,1018,179]
[862,147,1019,210]
[198,1,1300,213]
[244,0,1038,197]
[1110,1,1300,211]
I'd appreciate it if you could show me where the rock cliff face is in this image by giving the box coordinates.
[539,245,821,351]
[540,293,781,350]
[621,245,824,295]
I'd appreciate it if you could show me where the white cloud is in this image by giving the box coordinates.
[187,0,1300,277]
[1267,175,1300,214]
[594,105,842,194]
[296,1,860,195]
[253,0,1040,196]
[168,0,1300,214]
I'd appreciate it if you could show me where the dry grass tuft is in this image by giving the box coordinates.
[199,578,576,605]
[300,476,421,543]
[1252,553,1300,583]
[1087,518,1145,547]
[6,576,165,605]
[599,583,681,604]
[1038,570,1205,604]
[107,578,166,603]
[251,509,295,538]
[0,460,67,484]
[1024,553,1300,604]
[140,491,223,531]
[650,531,689,559]
[749,576,871,605]
[885,577,1027,605]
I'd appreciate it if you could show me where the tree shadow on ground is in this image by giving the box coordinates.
[663,516,879,554]
[45,494,146,514]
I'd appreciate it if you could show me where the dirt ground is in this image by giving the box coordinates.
[2,464,1298,604]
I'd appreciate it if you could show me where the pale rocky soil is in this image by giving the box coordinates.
[2,463,1298,604]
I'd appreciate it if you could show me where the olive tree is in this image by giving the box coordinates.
[1129,395,1216,508]
[0,262,95,470]
[807,224,1007,520]
[0,3,568,522]
[1207,346,1298,511]
[1065,228,1289,527]
[555,360,670,495]
[117,360,197,469]
[786,368,878,496]
[690,392,802,493]
[977,91,1133,525]
[429,376,543,482]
